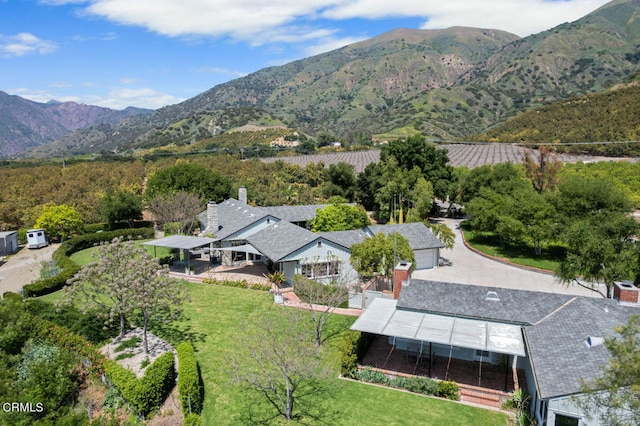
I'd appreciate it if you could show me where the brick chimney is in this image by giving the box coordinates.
[393,261,412,300]
[238,186,247,205]
[613,281,639,304]
[205,201,219,235]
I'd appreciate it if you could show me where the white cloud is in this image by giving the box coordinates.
[74,0,611,44]
[196,67,247,78]
[83,0,341,40]
[12,86,181,110]
[303,35,368,56]
[0,33,58,57]
[320,0,611,37]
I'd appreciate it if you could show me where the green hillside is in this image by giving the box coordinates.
[17,0,640,158]
[474,81,640,156]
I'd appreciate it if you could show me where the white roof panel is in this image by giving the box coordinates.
[415,314,455,345]
[351,300,526,357]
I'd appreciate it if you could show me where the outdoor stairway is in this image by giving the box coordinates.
[458,383,509,408]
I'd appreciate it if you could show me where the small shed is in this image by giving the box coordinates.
[26,229,48,249]
[0,231,19,256]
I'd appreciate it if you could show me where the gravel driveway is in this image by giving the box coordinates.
[0,243,59,295]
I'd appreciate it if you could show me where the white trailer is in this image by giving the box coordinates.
[26,229,48,249]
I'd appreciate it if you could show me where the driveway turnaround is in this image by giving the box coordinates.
[412,219,604,298]
[0,244,59,295]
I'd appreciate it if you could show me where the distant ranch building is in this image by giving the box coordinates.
[0,231,19,256]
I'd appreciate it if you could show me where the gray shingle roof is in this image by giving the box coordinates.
[258,204,349,223]
[211,199,269,241]
[397,279,574,325]
[368,222,444,250]
[318,229,369,249]
[399,279,640,400]
[524,297,637,399]
[246,221,319,261]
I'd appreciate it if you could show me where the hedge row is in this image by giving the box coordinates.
[23,228,154,297]
[176,342,204,415]
[353,368,459,400]
[339,330,376,377]
[30,316,107,377]
[202,277,272,292]
[103,351,176,418]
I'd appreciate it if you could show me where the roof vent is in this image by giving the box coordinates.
[485,291,500,302]
[585,336,605,348]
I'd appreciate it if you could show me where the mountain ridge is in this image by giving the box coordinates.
[0,91,152,157]
[10,0,640,158]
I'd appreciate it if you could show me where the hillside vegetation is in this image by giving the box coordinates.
[10,0,640,159]
[475,81,640,156]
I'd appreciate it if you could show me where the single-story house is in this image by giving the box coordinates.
[351,264,640,426]
[196,188,444,284]
[0,231,19,256]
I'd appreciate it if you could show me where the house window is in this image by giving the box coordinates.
[300,260,341,279]
[554,414,580,426]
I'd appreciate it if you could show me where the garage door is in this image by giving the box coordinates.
[414,249,437,269]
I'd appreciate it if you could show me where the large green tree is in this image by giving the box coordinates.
[34,203,84,242]
[577,315,640,425]
[146,162,232,201]
[556,214,638,298]
[309,203,369,232]
[100,189,143,229]
[552,176,639,298]
[350,232,415,280]
[380,134,453,200]
[322,162,357,201]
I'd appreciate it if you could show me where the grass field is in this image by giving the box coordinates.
[153,283,509,425]
[46,245,510,424]
[461,225,564,272]
[68,239,173,265]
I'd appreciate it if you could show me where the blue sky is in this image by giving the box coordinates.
[1,0,610,110]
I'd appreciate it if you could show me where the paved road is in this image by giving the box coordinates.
[412,218,604,298]
[0,244,59,295]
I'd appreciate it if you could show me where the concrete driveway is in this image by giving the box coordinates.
[412,218,604,298]
[0,243,59,295]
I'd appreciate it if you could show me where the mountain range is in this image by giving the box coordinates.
[4,0,640,159]
[0,91,151,157]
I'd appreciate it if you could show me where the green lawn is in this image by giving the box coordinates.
[69,239,173,265]
[461,225,565,272]
[155,283,509,425]
[43,244,510,424]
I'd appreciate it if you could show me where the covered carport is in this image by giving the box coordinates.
[144,235,215,274]
[351,298,526,390]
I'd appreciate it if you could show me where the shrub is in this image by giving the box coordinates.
[103,351,176,417]
[2,291,22,303]
[404,376,438,395]
[354,368,389,385]
[115,337,142,352]
[203,278,249,289]
[115,353,135,360]
[339,330,376,377]
[177,342,204,415]
[249,283,272,291]
[31,316,106,376]
[437,380,459,400]
[184,413,203,426]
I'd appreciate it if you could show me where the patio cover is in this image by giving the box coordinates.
[143,235,215,250]
[215,244,263,256]
[351,298,526,357]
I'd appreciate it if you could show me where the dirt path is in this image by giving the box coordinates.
[0,243,59,295]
